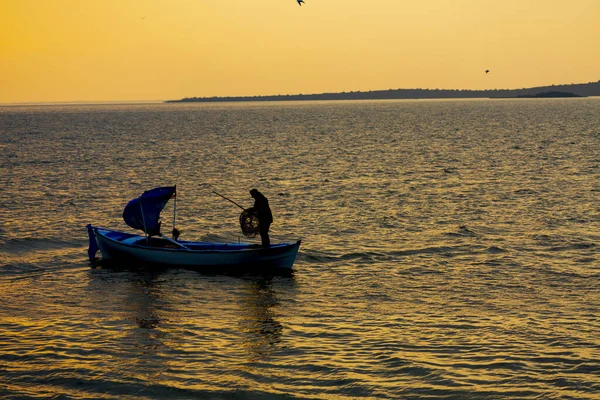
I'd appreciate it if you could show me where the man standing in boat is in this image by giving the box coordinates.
[248,189,273,247]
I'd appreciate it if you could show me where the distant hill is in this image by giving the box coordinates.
[166,80,600,103]
[515,91,585,98]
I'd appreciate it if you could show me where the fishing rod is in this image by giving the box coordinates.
[212,191,245,210]
[212,190,260,238]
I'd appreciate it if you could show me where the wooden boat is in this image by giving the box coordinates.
[87,187,301,270]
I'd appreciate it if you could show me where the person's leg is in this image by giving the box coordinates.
[260,223,271,247]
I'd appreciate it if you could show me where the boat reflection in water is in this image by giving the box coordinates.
[237,277,292,360]
[85,263,297,391]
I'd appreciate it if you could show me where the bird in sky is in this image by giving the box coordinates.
[297,0,304,5]
[485,70,490,74]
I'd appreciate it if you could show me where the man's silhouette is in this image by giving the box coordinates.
[248,189,273,247]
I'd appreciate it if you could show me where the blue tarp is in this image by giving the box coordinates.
[123,186,176,235]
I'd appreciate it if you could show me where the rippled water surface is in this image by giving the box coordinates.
[1,99,599,399]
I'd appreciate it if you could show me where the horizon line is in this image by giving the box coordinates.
[2,79,598,106]
[0,100,165,107]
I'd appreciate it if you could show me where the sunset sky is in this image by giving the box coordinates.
[1,0,599,103]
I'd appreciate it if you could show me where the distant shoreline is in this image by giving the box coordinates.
[2,83,597,106]
[166,80,600,103]
[491,91,587,99]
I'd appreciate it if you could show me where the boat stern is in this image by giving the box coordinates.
[86,224,100,262]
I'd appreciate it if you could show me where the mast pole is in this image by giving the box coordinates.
[173,187,177,238]
[139,199,148,244]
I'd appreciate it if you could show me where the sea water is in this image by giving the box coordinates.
[0,99,599,399]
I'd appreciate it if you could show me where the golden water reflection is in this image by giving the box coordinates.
[238,277,293,360]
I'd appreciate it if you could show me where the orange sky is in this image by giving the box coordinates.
[1,0,599,103]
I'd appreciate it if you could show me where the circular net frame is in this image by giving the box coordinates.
[239,209,260,238]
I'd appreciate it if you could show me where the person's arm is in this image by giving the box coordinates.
[247,198,259,214]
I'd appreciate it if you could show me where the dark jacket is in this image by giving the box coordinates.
[250,191,273,224]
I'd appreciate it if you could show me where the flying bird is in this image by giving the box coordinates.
[485,70,490,74]
[297,0,304,5]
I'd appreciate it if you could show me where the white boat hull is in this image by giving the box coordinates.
[90,226,301,270]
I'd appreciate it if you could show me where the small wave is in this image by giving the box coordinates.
[0,238,87,278]
[514,188,537,195]
[445,225,478,238]
[1,237,82,254]
[576,257,596,263]
[300,250,340,264]
[550,242,597,252]
[486,246,507,254]
[569,363,600,374]
[339,251,382,262]
[0,262,46,278]
[0,367,241,400]
[532,234,553,242]
[389,244,481,258]
[303,246,483,264]
[301,249,397,264]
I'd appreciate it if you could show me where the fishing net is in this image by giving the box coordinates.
[239,209,260,238]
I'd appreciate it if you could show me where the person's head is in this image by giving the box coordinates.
[250,188,259,198]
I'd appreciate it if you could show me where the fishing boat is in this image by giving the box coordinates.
[87,186,301,270]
